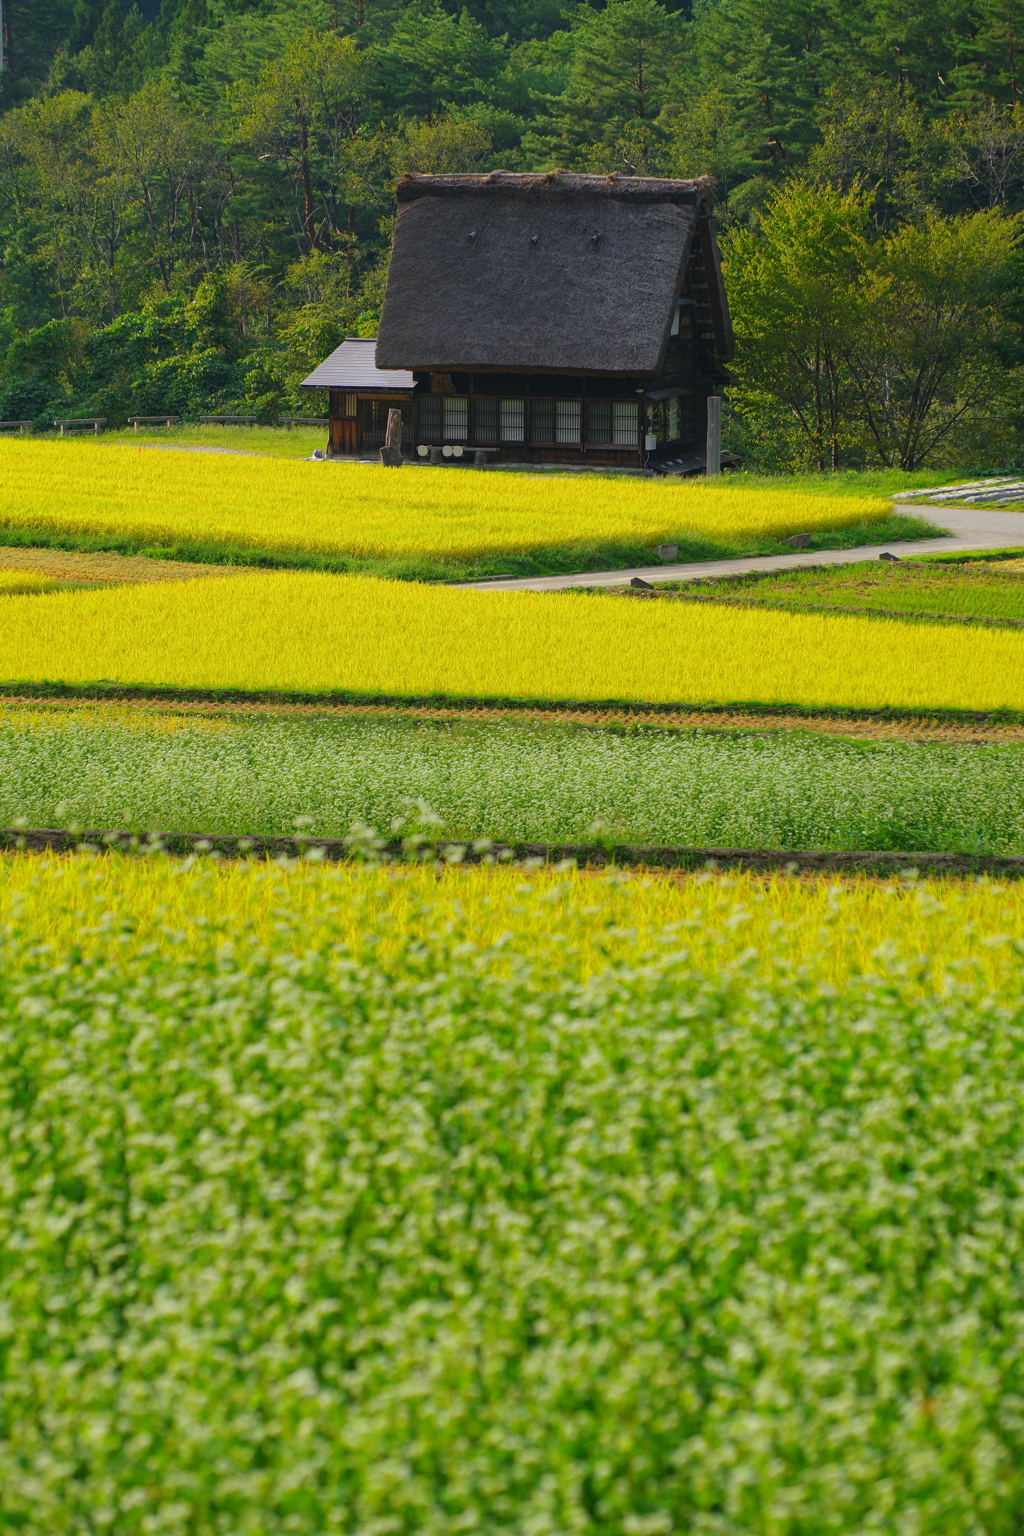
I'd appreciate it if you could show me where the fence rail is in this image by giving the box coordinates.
[55,418,106,436]
[127,415,180,429]
[0,420,32,434]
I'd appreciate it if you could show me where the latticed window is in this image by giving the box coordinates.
[363,400,412,445]
[527,399,584,445]
[444,397,468,441]
[530,401,555,442]
[612,401,639,446]
[415,396,468,442]
[417,396,441,441]
[474,398,499,442]
[586,401,611,445]
[501,399,525,442]
[556,400,581,445]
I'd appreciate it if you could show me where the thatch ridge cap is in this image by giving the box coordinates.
[395,171,716,205]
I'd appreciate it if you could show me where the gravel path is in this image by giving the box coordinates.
[457,505,1024,590]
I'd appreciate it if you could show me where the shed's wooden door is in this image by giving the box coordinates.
[330,417,359,455]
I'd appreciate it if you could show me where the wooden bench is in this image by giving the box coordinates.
[199,415,258,426]
[0,421,32,434]
[417,445,498,466]
[127,415,180,429]
[278,416,328,427]
[55,417,107,436]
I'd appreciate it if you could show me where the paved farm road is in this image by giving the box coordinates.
[457,505,1024,591]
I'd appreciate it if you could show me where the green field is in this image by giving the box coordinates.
[102,422,328,458]
[5,703,1024,853]
[3,853,1024,1533]
[658,557,1024,624]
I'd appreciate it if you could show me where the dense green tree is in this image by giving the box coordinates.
[238,30,370,251]
[0,0,76,100]
[525,0,687,166]
[971,0,1024,104]
[370,5,508,119]
[691,0,837,197]
[851,207,1024,466]
[725,179,869,467]
[67,0,107,55]
[726,178,1024,468]
[807,81,943,226]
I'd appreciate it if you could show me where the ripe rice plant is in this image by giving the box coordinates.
[0,850,1022,988]
[3,853,1024,1532]
[6,703,1024,852]
[0,570,57,596]
[1,570,1024,713]
[0,439,913,578]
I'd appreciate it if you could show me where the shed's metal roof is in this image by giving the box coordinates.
[300,338,415,390]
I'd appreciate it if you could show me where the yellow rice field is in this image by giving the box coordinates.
[4,851,1024,996]
[0,569,1021,711]
[0,439,888,562]
[0,570,56,596]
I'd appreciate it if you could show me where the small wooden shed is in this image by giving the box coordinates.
[303,170,733,468]
[299,339,415,457]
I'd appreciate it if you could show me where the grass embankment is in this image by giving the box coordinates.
[0,439,936,579]
[103,422,326,458]
[6,702,1024,853]
[659,557,1024,624]
[3,853,1024,1531]
[712,466,981,498]
[89,427,985,497]
[1,570,1023,715]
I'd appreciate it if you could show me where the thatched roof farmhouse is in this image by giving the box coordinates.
[303,171,733,469]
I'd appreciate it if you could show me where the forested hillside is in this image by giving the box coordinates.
[3,0,1024,468]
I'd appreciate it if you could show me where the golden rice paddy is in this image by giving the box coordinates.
[0,569,1021,712]
[0,439,888,562]
[4,851,1024,996]
[0,569,58,596]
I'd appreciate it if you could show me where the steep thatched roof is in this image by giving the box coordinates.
[375,172,732,375]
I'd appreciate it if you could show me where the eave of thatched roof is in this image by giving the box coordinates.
[375,172,730,375]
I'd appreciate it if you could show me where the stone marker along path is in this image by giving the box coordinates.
[458,504,1024,592]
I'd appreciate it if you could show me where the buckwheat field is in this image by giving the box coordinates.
[3,853,1024,1532]
[4,703,1024,852]
[1,442,1021,1534]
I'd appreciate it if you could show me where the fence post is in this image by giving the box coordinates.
[706,396,721,478]
[380,408,404,467]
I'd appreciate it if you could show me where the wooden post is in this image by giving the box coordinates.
[379,408,404,467]
[706,396,721,478]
